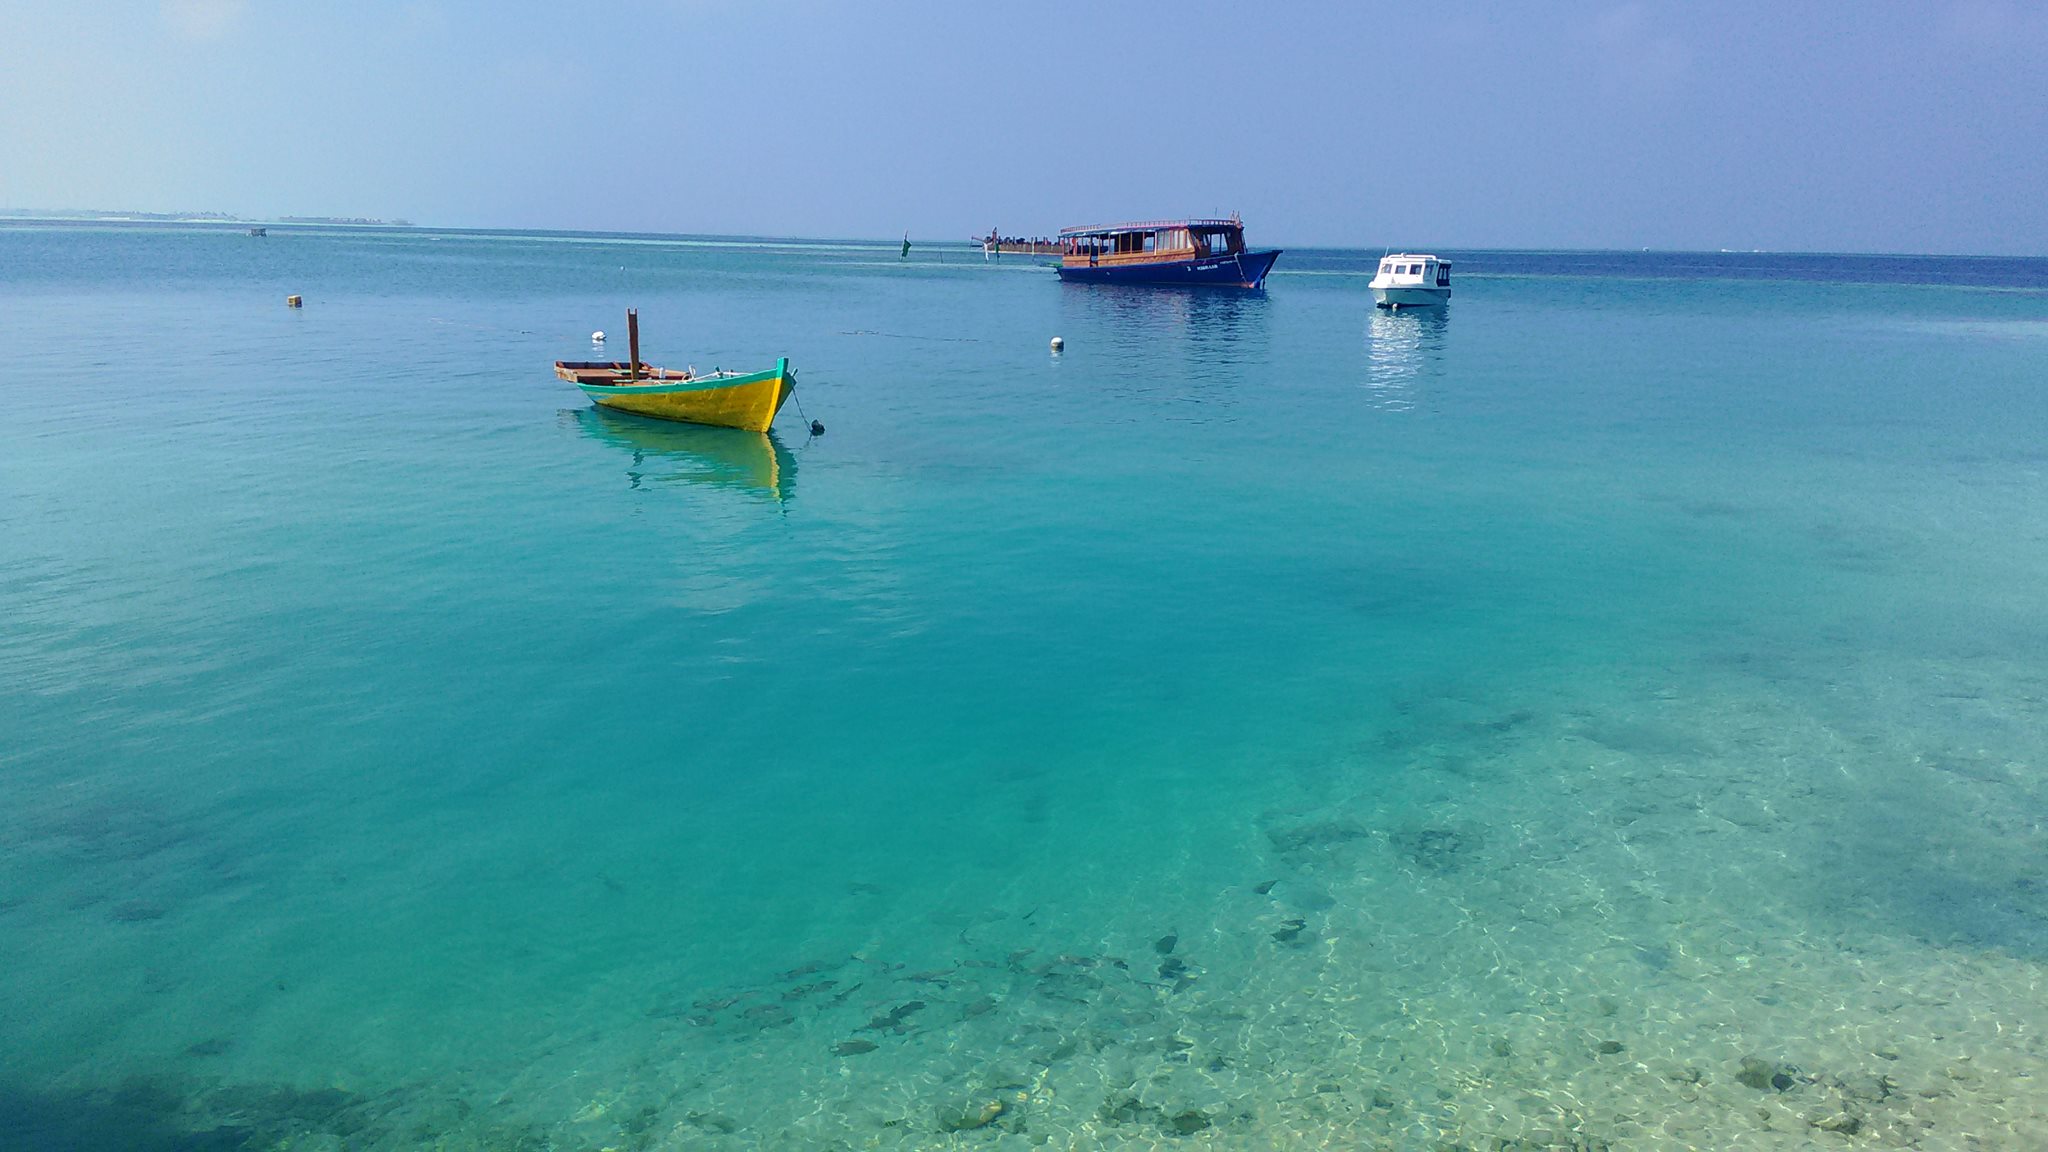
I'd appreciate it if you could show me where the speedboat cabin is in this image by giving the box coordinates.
[1369,254,1451,308]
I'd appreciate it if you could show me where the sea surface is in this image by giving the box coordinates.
[4,223,2048,1150]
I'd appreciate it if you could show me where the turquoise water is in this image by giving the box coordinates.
[4,224,2048,1150]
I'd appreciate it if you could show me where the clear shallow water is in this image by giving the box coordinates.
[4,224,2048,1150]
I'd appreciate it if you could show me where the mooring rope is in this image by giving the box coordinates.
[789,384,825,440]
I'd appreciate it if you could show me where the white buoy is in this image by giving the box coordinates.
[1049,336,1064,352]
[592,330,606,343]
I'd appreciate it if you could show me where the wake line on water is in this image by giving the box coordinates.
[839,330,982,343]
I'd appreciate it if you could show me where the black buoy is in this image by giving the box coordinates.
[809,420,826,437]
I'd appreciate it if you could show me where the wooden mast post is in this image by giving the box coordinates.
[627,309,640,382]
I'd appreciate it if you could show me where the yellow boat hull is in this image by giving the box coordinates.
[570,359,794,433]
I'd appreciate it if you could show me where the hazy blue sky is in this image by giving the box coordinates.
[3,1,2044,252]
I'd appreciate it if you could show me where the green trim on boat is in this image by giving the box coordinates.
[578,364,784,397]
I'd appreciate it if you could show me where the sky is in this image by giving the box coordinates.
[2,1,2045,253]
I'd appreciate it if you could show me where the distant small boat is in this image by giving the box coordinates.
[979,230,1061,257]
[1370,254,1451,308]
[556,310,794,433]
[1056,216,1280,288]
[247,227,267,237]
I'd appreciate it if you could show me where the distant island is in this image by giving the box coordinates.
[0,209,414,227]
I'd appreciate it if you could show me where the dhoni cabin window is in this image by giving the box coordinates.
[1199,230,1240,256]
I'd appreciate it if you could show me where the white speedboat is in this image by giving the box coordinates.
[1370,254,1451,308]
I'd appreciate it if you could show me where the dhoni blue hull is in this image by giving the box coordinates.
[1057,249,1282,289]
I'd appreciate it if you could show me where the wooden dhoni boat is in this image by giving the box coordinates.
[555,310,795,433]
[1056,216,1281,288]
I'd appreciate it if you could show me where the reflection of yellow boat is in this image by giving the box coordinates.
[554,310,795,433]
[573,406,797,500]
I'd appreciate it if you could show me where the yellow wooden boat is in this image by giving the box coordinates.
[555,310,795,433]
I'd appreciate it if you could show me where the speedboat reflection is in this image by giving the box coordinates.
[1362,306,1449,412]
[571,406,798,500]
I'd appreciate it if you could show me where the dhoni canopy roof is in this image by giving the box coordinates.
[1058,217,1242,239]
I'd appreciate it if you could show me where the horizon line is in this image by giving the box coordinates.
[0,213,2042,262]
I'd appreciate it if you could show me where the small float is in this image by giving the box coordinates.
[555,310,795,433]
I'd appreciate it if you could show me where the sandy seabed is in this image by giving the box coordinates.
[77,649,2047,1152]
